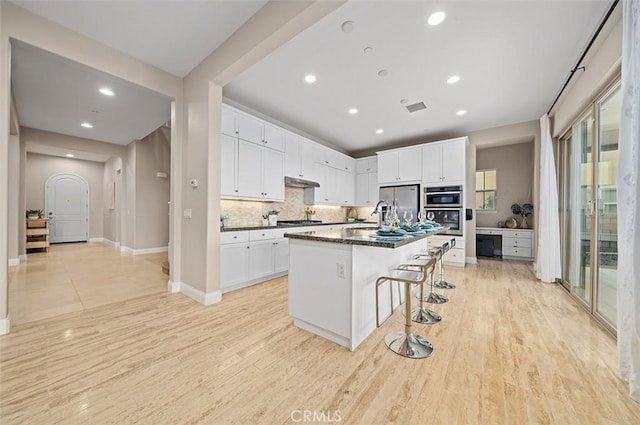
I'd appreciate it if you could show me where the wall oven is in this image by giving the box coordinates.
[423,185,464,235]
[424,207,463,236]
[424,185,463,207]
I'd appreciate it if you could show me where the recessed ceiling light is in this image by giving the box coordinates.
[348,108,358,115]
[81,122,93,128]
[428,11,446,26]
[341,20,355,33]
[447,75,460,84]
[304,74,317,83]
[456,110,467,116]
[376,129,384,134]
[378,69,388,77]
[400,99,408,104]
[65,153,75,158]
[363,47,373,54]
[99,88,114,96]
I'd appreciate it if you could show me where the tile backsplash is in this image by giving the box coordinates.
[220,187,376,227]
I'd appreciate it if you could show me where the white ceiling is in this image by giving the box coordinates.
[11,39,173,146]
[224,0,612,155]
[10,0,268,77]
[9,0,614,158]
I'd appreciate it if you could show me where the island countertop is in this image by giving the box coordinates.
[285,226,446,248]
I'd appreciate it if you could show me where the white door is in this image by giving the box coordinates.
[46,174,88,243]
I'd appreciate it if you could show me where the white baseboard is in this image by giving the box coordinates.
[167,280,181,293]
[120,246,134,254]
[100,238,120,248]
[132,246,168,256]
[466,256,478,265]
[88,237,104,243]
[19,254,27,262]
[179,282,222,306]
[0,316,10,336]
[8,258,19,267]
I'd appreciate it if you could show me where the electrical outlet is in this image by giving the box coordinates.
[337,263,346,278]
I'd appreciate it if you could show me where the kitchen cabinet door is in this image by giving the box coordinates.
[273,238,289,273]
[236,114,263,145]
[356,157,376,174]
[220,242,249,289]
[263,124,285,152]
[355,172,369,205]
[237,140,263,198]
[261,148,285,201]
[441,139,465,183]
[221,107,237,137]
[298,139,314,180]
[377,152,399,183]
[368,172,378,205]
[221,134,238,197]
[284,134,300,178]
[249,240,275,280]
[397,147,422,181]
[421,143,443,184]
[336,169,355,205]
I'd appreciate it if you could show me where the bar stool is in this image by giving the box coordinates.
[397,257,442,324]
[434,240,456,290]
[375,266,433,359]
[412,247,448,304]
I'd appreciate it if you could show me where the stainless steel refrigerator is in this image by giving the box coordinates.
[379,184,420,224]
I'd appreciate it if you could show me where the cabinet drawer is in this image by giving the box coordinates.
[476,228,502,236]
[221,231,249,245]
[503,237,531,248]
[503,246,532,258]
[443,248,465,264]
[249,228,286,241]
[502,230,532,239]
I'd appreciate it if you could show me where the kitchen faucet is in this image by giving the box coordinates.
[371,200,390,216]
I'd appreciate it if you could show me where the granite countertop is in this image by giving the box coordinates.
[222,221,377,232]
[285,227,449,249]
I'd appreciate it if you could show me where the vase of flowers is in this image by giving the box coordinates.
[511,203,533,229]
[304,207,316,221]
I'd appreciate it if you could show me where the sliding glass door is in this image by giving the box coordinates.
[595,85,620,327]
[558,81,620,332]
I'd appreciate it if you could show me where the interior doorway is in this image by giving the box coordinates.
[45,173,89,243]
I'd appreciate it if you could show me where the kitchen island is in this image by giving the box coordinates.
[286,227,446,351]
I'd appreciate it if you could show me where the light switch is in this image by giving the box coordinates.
[183,209,192,219]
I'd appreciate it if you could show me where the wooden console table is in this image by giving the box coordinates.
[26,218,50,252]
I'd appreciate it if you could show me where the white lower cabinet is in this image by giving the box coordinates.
[427,235,466,267]
[220,229,290,293]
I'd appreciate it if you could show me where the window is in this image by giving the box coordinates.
[476,170,496,210]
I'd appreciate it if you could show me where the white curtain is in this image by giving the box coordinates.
[617,0,640,403]
[535,114,562,283]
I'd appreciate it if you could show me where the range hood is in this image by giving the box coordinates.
[284,176,320,188]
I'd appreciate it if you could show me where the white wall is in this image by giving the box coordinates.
[8,135,19,262]
[103,156,121,244]
[134,127,170,250]
[26,153,105,239]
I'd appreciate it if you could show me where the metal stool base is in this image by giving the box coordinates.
[434,280,456,289]
[419,291,448,304]
[411,307,442,324]
[384,331,434,359]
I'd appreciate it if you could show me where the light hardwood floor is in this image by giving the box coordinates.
[8,243,168,325]
[1,258,639,424]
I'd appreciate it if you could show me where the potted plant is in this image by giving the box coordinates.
[26,209,43,220]
[267,210,279,227]
[511,203,533,229]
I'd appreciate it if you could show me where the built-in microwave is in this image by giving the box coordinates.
[424,207,463,236]
[424,185,463,208]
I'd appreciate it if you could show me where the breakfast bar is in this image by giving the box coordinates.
[286,227,445,351]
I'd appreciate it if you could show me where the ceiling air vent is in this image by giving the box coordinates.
[405,102,427,113]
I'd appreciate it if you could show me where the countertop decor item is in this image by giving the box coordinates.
[267,210,279,227]
[304,207,316,221]
[511,203,533,229]
[347,208,358,222]
[505,217,518,229]
[220,213,229,229]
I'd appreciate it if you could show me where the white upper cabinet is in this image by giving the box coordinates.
[356,156,377,174]
[285,134,315,180]
[422,138,466,185]
[221,134,238,197]
[222,105,285,152]
[377,146,422,184]
[236,140,284,201]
